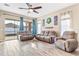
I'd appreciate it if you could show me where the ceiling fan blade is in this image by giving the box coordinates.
[33,10,39,14]
[19,7,28,9]
[32,6,42,9]
[26,3,32,7]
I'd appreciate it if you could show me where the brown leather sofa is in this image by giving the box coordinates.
[20,32,34,41]
[35,31,58,43]
[55,31,78,52]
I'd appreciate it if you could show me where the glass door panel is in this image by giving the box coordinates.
[5,19,17,40]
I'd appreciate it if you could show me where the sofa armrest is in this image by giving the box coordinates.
[36,34,43,36]
[66,39,78,45]
[27,34,32,35]
[65,39,78,52]
[37,34,42,35]
[56,37,66,41]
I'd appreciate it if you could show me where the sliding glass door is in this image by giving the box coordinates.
[5,19,16,36]
[4,19,27,40]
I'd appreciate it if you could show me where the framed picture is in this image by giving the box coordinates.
[42,19,45,26]
[54,16,58,25]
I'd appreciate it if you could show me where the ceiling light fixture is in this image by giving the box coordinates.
[27,9,33,13]
[4,3,10,7]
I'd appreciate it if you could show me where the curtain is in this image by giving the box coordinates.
[32,18,37,35]
[19,17,24,32]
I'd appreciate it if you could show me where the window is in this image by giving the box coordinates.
[61,13,71,36]
[23,22,27,32]
[37,21,42,34]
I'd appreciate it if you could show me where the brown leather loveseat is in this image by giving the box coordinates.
[20,32,34,41]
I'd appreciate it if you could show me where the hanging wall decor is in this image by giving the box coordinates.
[42,19,45,26]
[54,16,58,25]
[46,17,51,24]
[45,17,54,28]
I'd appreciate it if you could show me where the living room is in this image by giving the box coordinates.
[0,3,79,56]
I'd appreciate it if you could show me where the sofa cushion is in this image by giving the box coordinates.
[35,31,58,43]
[43,31,49,36]
[55,40,66,50]
[63,31,77,39]
[44,36,50,39]
[41,31,45,35]
[48,31,58,37]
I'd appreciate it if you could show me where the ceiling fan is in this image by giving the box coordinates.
[19,3,42,14]
[4,3,10,7]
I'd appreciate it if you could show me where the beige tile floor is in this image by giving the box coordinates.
[5,35,18,41]
[0,39,79,56]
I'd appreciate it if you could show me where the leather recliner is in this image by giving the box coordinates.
[20,32,34,41]
[55,31,78,52]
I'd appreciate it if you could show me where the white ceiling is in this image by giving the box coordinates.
[0,3,76,18]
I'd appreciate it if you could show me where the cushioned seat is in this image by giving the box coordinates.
[55,40,66,50]
[55,31,78,52]
[20,32,34,41]
[35,31,58,43]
